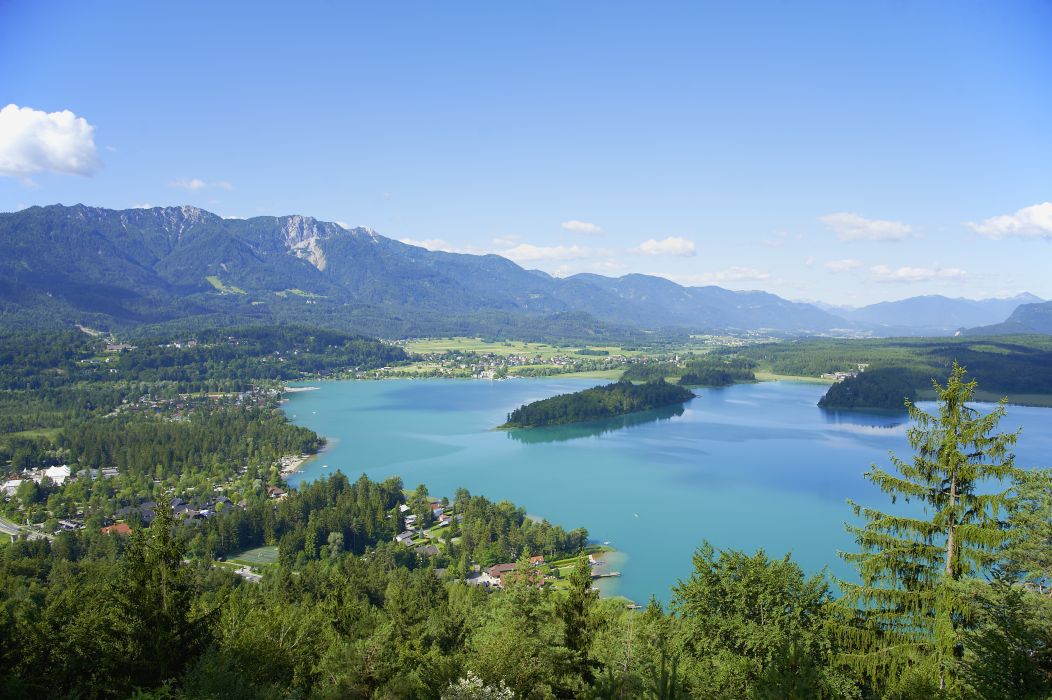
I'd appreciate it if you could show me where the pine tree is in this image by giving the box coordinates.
[117,496,212,688]
[558,555,600,690]
[838,363,1020,691]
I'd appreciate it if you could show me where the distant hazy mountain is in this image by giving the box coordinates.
[0,204,848,337]
[963,301,1052,336]
[556,274,847,331]
[834,294,1043,334]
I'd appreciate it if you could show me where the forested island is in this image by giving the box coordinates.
[818,367,923,411]
[500,379,695,428]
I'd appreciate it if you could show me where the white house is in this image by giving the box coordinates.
[2,479,22,497]
[45,465,71,486]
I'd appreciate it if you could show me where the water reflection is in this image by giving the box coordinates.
[504,404,686,444]
[820,408,908,431]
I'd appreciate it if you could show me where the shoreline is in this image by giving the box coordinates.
[279,453,313,476]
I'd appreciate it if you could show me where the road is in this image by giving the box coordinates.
[0,515,50,541]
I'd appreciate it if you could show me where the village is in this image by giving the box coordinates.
[365,348,632,380]
[820,362,870,382]
[390,497,618,595]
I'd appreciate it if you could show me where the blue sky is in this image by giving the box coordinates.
[2,1,1050,305]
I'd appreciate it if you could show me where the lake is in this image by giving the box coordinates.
[283,377,1052,604]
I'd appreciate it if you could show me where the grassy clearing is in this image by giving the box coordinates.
[290,288,324,298]
[227,545,279,566]
[754,370,833,384]
[2,428,62,442]
[205,275,247,295]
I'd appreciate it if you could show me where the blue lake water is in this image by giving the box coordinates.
[284,378,1052,604]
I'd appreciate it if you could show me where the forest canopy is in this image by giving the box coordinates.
[501,379,695,428]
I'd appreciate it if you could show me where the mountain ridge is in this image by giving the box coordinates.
[0,204,846,336]
[0,203,1042,339]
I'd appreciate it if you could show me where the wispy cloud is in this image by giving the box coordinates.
[667,267,770,286]
[0,104,100,179]
[169,177,233,191]
[820,212,912,241]
[561,219,602,235]
[491,235,521,248]
[551,259,628,278]
[870,265,965,282]
[966,202,1052,240]
[824,258,863,273]
[500,243,593,262]
[761,231,803,247]
[399,238,455,252]
[632,236,696,257]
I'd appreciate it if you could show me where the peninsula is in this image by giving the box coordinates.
[500,379,695,428]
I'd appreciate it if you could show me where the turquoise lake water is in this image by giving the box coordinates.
[283,378,1052,604]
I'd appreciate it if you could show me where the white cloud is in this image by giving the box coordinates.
[870,265,966,283]
[966,202,1052,240]
[589,259,628,273]
[491,235,521,247]
[399,238,455,252]
[171,178,206,190]
[820,212,912,241]
[0,104,100,178]
[824,258,863,273]
[132,203,154,209]
[667,267,771,286]
[561,219,602,235]
[169,177,233,191]
[499,243,592,262]
[632,236,696,257]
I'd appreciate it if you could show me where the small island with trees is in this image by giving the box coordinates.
[818,366,925,411]
[500,378,695,428]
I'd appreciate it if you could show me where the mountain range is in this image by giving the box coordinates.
[963,301,1052,336]
[823,293,1044,335]
[0,204,1042,339]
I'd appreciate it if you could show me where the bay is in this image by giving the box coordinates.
[284,377,1052,604]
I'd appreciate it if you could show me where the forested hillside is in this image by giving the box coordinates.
[725,335,1052,406]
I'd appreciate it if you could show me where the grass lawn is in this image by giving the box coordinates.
[2,427,62,442]
[227,545,279,567]
[754,370,833,384]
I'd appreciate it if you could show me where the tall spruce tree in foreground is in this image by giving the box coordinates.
[838,363,1020,693]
